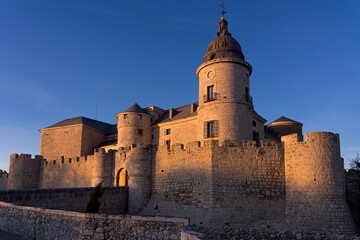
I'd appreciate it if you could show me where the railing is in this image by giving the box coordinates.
[245,94,253,104]
[203,93,221,103]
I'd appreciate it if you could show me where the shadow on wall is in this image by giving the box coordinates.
[346,169,360,232]
[0,187,128,214]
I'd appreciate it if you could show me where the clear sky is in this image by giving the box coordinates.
[0,0,359,171]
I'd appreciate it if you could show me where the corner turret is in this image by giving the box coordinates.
[116,103,152,148]
[8,154,43,190]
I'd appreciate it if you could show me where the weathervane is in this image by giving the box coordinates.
[219,0,228,17]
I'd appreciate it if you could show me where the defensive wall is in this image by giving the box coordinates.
[0,201,189,240]
[8,149,115,190]
[0,187,128,214]
[5,132,357,234]
[140,140,286,229]
[0,170,8,190]
[0,201,358,240]
[282,132,355,234]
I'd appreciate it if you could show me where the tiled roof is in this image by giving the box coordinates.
[153,102,198,125]
[124,103,148,114]
[44,117,117,135]
[270,116,302,125]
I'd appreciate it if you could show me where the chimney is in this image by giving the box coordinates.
[169,109,173,119]
[190,103,196,114]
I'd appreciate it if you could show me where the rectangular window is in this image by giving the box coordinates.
[152,134,154,140]
[253,120,257,127]
[207,85,214,101]
[138,129,143,135]
[207,121,215,138]
[139,115,142,120]
[124,114,128,119]
[166,140,171,150]
[204,120,218,138]
[166,128,171,135]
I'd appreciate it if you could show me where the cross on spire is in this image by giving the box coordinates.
[220,0,228,17]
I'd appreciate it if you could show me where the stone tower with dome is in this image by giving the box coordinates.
[2,16,356,235]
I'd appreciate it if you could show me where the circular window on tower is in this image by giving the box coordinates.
[207,70,216,79]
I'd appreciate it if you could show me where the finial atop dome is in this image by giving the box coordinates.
[217,16,231,37]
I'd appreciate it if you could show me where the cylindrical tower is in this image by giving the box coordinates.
[91,148,114,187]
[283,132,356,234]
[8,154,42,189]
[196,17,253,143]
[116,103,152,148]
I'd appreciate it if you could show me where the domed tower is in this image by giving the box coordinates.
[267,116,303,139]
[196,17,253,143]
[116,103,152,148]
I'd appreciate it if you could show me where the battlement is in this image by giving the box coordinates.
[43,148,115,167]
[281,132,339,144]
[0,170,8,177]
[154,139,282,153]
[10,153,43,161]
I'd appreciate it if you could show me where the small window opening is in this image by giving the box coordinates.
[53,160,56,165]
[132,144,137,148]
[138,129,143,135]
[166,140,171,150]
[253,121,257,127]
[209,54,216,60]
[166,129,171,135]
[152,134,154,140]
[207,85,214,101]
[207,121,215,138]
[124,114,128,119]
[139,115,142,120]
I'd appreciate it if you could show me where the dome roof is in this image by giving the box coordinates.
[203,17,245,63]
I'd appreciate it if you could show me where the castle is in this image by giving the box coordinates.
[1,16,356,234]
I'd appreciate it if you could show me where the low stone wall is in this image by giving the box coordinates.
[0,187,128,214]
[0,201,358,240]
[0,201,189,240]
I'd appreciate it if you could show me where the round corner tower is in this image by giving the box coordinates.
[196,16,253,143]
[8,154,43,189]
[116,103,152,148]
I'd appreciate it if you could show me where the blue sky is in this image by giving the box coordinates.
[0,0,359,171]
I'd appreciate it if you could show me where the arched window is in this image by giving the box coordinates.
[116,168,128,187]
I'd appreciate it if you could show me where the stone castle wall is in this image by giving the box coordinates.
[0,187,128,214]
[0,201,189,240]
[283,132,355,235]
[40,154,95,188]
[40,125,83,160]
[8,154,42,189]
[0,170,8,190]
[154,117,199,147]
[140,140,287,230]
[40,148,114,189]
[211,140,285,227]
[5,132,356,234]
[40,125,106,161]
[114,147,152,214]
